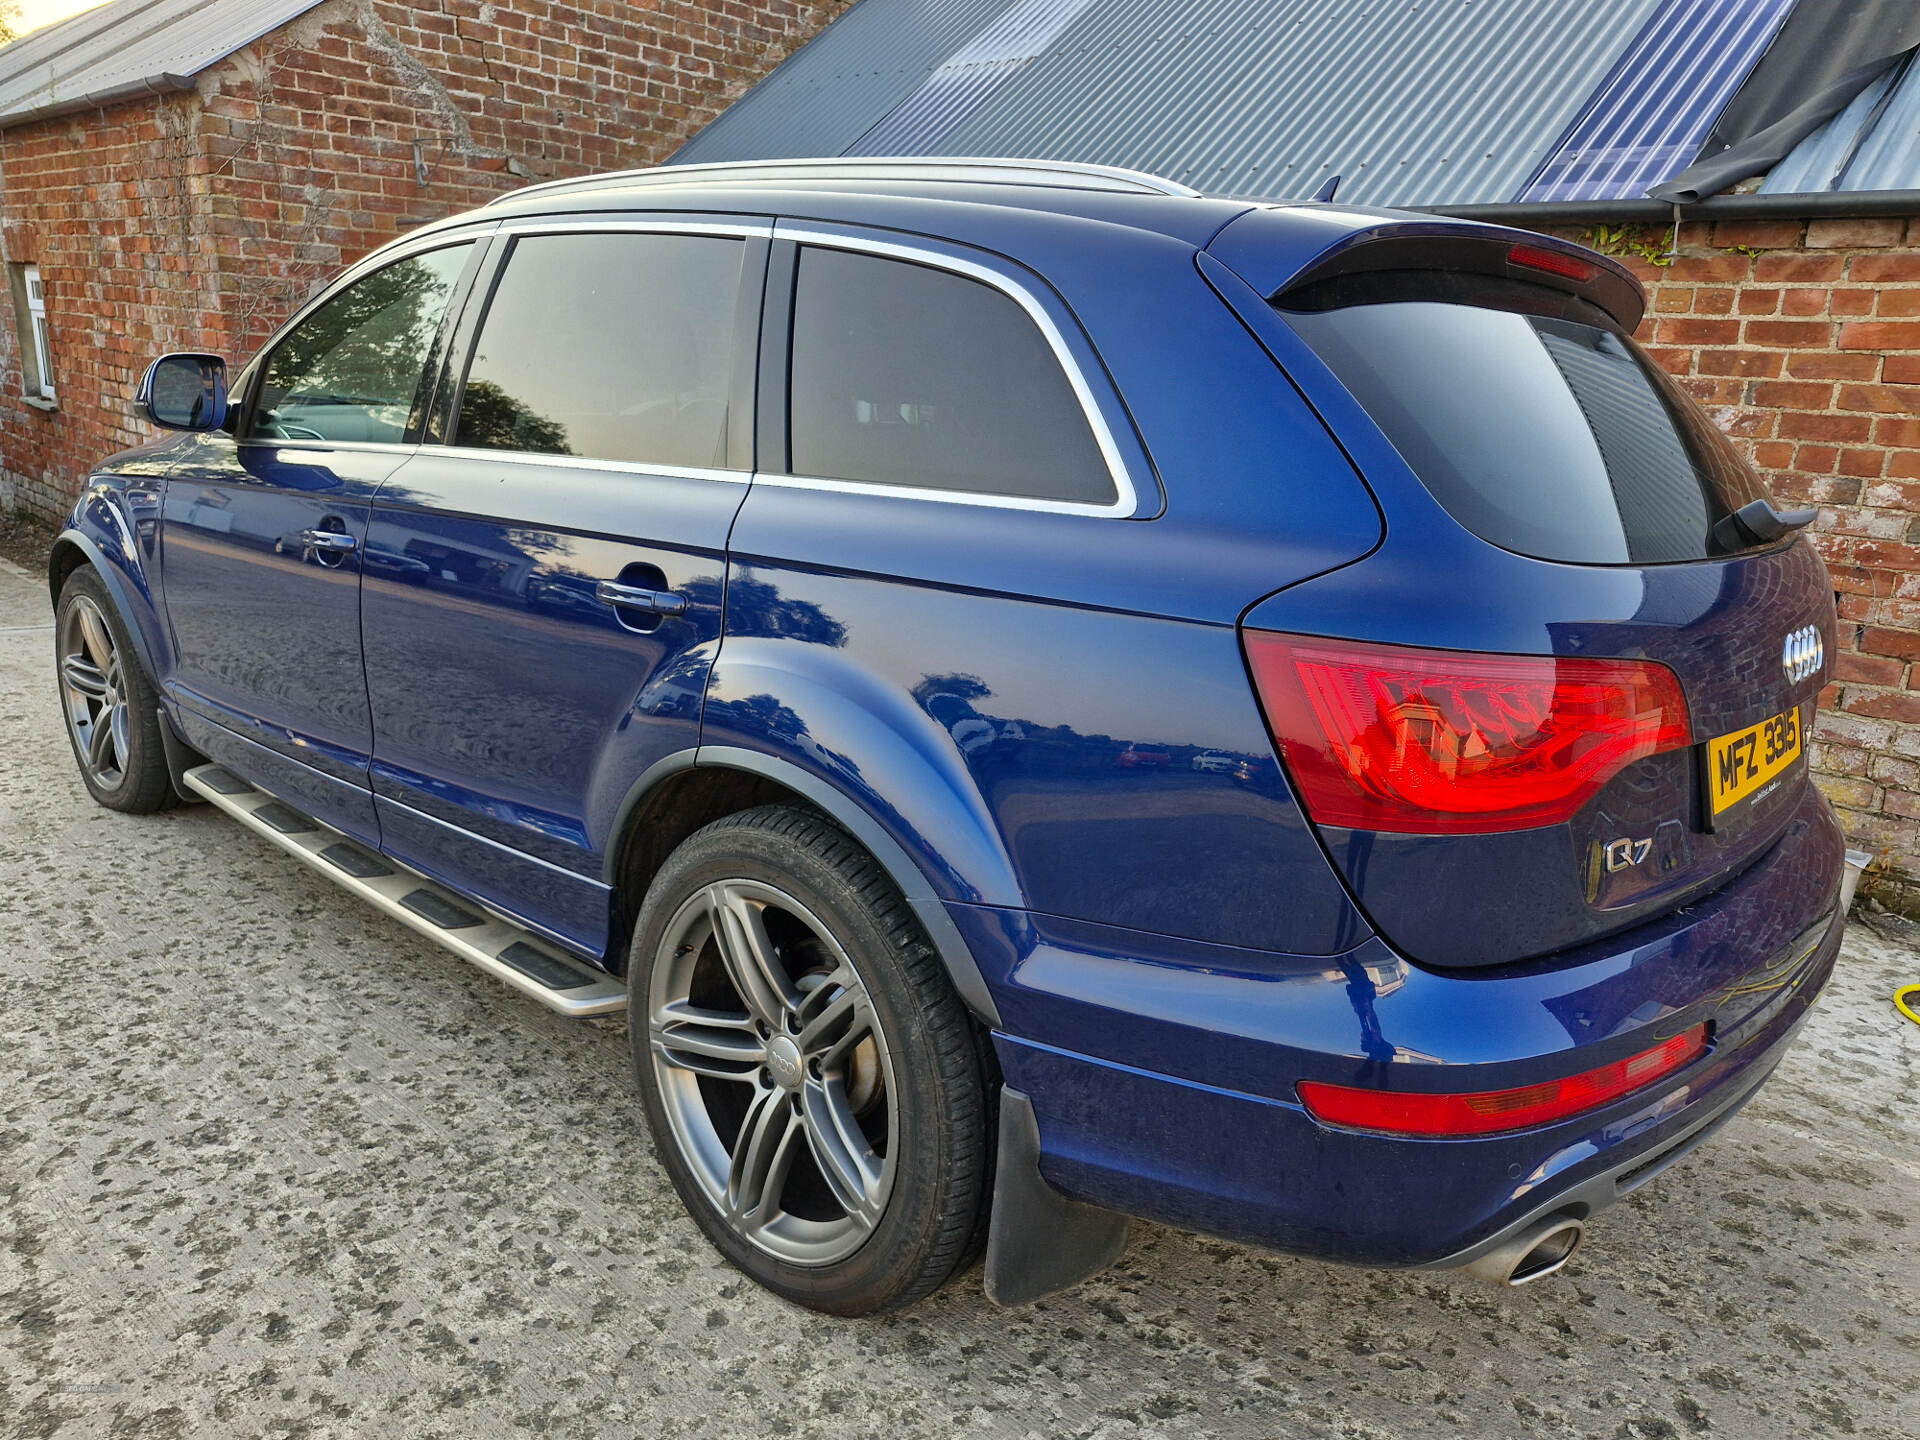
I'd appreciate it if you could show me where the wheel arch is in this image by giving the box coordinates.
[606,746,1001,1026]
[50,527,164,690]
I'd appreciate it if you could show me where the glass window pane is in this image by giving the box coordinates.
[248,244,471,444]
[1281,301,1772,564]
[454,232,743,469]
[788,246,1115,505]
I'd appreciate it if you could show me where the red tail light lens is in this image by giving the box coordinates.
[1242,633,1691,834]
[1298,1024,1709,1136]
[1508,242,1595,283]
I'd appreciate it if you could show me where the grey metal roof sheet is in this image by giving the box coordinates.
[1762,51,1920,195]
[0,0,322,129]
[675,0,1671,207]
[673,0,1016,165]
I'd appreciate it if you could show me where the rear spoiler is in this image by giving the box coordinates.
[1205,210,1645,334]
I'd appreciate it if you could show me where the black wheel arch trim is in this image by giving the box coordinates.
[608,744,1002,1026]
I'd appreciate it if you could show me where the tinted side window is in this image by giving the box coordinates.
[788,246,1115,505]
[455,232,744,469]
[248,244,471,443]
[1282,301,1771,564]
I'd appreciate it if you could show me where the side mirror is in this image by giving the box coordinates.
[137,353,230,431]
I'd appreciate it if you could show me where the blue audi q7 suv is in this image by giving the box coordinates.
[52,159,1842,1315]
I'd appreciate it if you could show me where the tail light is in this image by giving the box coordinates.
[1242,633,1691,834]
[1298,1024,1710,1137]
[1508,242,1596,283]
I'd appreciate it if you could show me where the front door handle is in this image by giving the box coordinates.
[301,529,358,553]
[596,580,687,617]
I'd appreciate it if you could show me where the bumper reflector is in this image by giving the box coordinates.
[1298,1024,1710,1136]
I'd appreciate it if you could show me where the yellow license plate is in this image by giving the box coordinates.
[1706,708,1802,818]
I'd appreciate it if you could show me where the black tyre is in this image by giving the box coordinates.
[54,567,175,814]
[628,805,991,1315]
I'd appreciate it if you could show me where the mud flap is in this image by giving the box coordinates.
[983,1087,1130,1306]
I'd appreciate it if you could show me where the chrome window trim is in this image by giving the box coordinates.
[235,438,419,456]
[431,444,747,486]
[242,230,495,444]
[494,216,775,241]
[774,222,1144,519]
[443,220,766,474]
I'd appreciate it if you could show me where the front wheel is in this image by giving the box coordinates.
[628,806,991,1314]
[55,567,175,813]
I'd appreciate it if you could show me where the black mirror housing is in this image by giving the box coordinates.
[137,353,230,431]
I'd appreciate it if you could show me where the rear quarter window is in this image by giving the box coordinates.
[787,245,1116,506]
[1281,300,1772,564]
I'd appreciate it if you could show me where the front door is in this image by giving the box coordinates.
[361,223,765,956]
[159,243,478,840]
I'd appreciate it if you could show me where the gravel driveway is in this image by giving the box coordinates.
[1,548,1916,1439]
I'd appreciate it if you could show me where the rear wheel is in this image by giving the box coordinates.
[55,568,174,813]
[628,805,990,1314]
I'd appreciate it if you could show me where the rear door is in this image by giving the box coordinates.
[359,218,766,958]
[159,240,479,839]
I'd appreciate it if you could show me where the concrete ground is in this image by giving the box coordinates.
[1,545,1916,1440]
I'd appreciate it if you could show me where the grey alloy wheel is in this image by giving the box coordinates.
[59,592,131,792]
[646,877,900,1266]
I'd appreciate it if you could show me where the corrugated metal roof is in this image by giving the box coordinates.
[1762,51,1920,194]
[0,0,322,129]
[675,0,1672,207]
[847,0,1097,156]
[1519,0,1791,203]
[673,0,1017,165]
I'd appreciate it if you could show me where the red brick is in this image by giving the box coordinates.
[1852,254,1920,283]
[1787,352,1879,381]
[1697,349,1782,378]
[1656,317,1740,345]
[1807,218,1907,249]
[1838,384,1920,414]
[1839,320,1920,351]
[1835,652,1907,686]
[1755,253,1846,283]
[1744,318,1836,347]
[1709,219,1803,250]
[1778,411,1873,443]
[1844,690,1920,723]
[1863,626,1920,662]
[1751,380,1834,409]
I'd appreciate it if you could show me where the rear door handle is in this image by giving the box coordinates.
[596,580,687,616]
[301,529,357,552]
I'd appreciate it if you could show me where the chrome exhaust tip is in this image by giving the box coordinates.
[1462,1214,1586,1287]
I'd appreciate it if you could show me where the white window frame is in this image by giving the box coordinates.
[23,264,53,400]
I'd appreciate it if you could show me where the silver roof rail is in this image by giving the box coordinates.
[484,156,1203,208]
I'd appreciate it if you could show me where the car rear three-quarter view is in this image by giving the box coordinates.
[50,159,1842,1315]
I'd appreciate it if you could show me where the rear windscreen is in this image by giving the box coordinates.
[1281,300,1773,564]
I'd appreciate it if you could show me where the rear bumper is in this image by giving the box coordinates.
[963,784,1844,1267]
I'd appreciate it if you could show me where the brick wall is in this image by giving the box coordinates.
[0,0,848,517]
[1567,216,1920,909]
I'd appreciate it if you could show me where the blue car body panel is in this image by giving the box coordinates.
[360,452,743,956]
[57,173,1844,1274]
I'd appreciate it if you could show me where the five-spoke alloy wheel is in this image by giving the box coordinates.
[55,567,174,813]
[648,877,899,1265]
[60,591,131,793]
[630,806,991,1315]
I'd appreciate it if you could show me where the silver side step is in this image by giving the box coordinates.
[183,764,627,1018]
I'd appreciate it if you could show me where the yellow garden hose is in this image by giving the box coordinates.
[1898,984,1920,1028]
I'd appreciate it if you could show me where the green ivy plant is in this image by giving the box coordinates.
[1582,223,1676,267]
